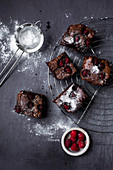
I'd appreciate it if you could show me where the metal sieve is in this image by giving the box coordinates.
[0,20,44,86]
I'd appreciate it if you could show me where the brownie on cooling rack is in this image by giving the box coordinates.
[53,83,88,113]
[61,24,95,52]
[80,56,111,86]
[15,90,47,118]
[46,52,77,80]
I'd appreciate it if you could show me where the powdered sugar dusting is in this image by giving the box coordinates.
[13,109,75,142]
[65,12,72,18]
[0,20,20,66]
[32,118,74,141]
[91,65,100,74]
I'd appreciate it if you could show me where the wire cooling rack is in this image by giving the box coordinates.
[48,17,113,133]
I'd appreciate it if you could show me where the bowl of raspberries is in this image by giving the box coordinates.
[61,127,90,156]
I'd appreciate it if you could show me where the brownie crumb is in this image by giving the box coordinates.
[46,21,51,29]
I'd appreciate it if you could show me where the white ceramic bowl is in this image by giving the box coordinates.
[61,127,90,156]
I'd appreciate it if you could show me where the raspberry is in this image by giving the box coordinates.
[82,69,90,77]
[86,40,90,46]
[71,143,79,151]
[63,103,70,110]
[59,59,64,67]
[65,66,72,74]
[16,108,21,113]
[70,137,76,143]
[65,139,72,148]
[93,57,98,65]
[70,130,77,139]
[84,29,89,35]
[75,35,79,42]
[98,63,105,70]
[69,92,76,98]
[99,73,105,80]
[15,106,21,113]
[28,101,34,108]
[78,140,85,148]
[78,132,85,141]
[65,57,70,64]
[28,94,34,100]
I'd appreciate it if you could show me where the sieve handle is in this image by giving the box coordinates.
[35,20,42,28]
[0,51,24,86]
[0,48,19,77]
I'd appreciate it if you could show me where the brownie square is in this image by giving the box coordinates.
[61,24,95,52]
[46,52,77,80]
[54,83,88,113]
[80,56,111,86]
[15,90,47,118]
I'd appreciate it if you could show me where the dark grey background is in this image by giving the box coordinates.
[0,0,113,170]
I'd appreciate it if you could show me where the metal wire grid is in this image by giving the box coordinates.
[48,17,113,133]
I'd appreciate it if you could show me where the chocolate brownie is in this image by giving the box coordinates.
[61,24,95,52]
[15,90,47,118]
[80,56,111,86]
[46,52,77,80]
[54,83,88,113]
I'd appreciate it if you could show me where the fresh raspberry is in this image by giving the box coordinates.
[84,29,89,35]
[86,40,90,46]
[65,139,72,148]
[59,60,64,67]
[63,103,70,110]
[69,92,76,98]
[15,106,21,113]
[82,69,90,77]
[65,57,70,64]
[75,35,79,42]
[71,143,79,151]
[93,58,98,65]
[65,66,72,74]
[16,108,21,113]
[70,137,76,143]
[98,63,105,70]
[78,140,85,148]
[28,94,34,100]
[99,73,105,80]
[70,130,77,139]
[28,101,34,108]
[78,132,85,141]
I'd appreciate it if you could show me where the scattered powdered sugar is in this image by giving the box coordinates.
[33,119,72,136]
[14,108,75,142]
[31,118,74,142]
[17,52,43,73]
[65,12,72,18]
[0,20,20,66]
